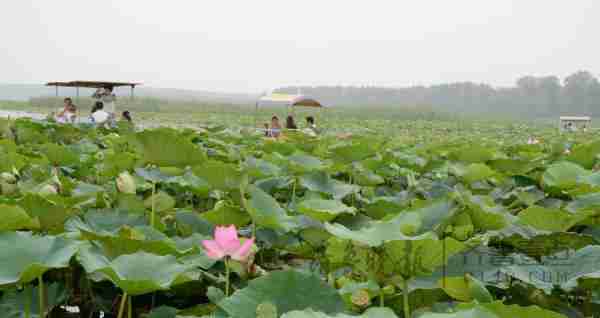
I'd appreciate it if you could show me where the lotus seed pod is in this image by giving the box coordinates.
[256,302,277,318]
[116,171,136,194]
[1,172,16,184]
[1,181,18,195]
[351,289,371,307]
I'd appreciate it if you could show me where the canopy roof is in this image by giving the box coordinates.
[559,116,591,121]
[259,93,323,107]
[46,81,141,88]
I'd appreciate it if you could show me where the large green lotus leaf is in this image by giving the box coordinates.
[12,120,48,144]
[324,212,423,247]
[455,301,567,318]
[282,308,398,318]
[18,194,75,233]
[95,251,194,296]
[0,282,67,318]
[438,274,493,303]
[567,192,600,213]
[0,231,81,285]
[217,270,345,318]
[464,195,510,231]
[363,196,408,219]
[0,152,28,173]
[255,176,293,193]
[287,153,325,173]
[65,209,147,236]
[100,152,137,178]
[297,199,356,222]
[246,186,295,231]
[410,199,457,233]
[175,210,215,237]
[517,205,581,232]
[132,128,206,167]
[115,193,146,214]
[165,172,211,197]
[144,191,176,212]
[450,163,496,184]
[243,157,282,179]
[542,161,589,191]
[299,171,358,200]
[41,143,80,167]
[499,229,596,258]
[449,145,495,164]
[135,167,172,183]
[577,170,600,187]
[328,140,380,163]
[0,139,17,153]
[192,160,241,191]
[261,140,299,156]
[383,236,466,278]
[567,140,600,169]
[71,182,104,198]
[349,162,385,186]
[488,159,534,176]
[392,151,428,172]
[481,245,600,293]
[79,226,193,258]
[418,302,564,318]
[201,200,251,227]
[0,204,39,231]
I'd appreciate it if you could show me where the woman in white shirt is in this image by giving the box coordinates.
[90,101,110,125]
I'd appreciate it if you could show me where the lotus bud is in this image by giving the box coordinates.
[256,302,277,318]
[351,289,371,307]
[116,172,136,194]
[1,172,16,184]
[382,285,395,295]
[38,184,58,196]
[1,182,18,195]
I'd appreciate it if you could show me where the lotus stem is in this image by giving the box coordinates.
[150,182,156,228]
[25,285,31,318]
[402,279,410,318]
[128,296,132,318]
[225,258,231,297]
[291,177,297,203]
[117,292,128,318]
[38,276,45,318]
[379,289,385,307]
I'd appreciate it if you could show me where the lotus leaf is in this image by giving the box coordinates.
[217,270,345,318]
[0,231,81,285]
[297,199,356,222]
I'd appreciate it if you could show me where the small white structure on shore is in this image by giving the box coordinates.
[559,116,591,133]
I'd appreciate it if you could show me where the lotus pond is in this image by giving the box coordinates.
[2,116,600,318]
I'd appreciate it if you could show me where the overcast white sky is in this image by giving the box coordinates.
[2,1,599,93]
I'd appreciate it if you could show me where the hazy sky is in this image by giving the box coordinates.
[2,1,599,93]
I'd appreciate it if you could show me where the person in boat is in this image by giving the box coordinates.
[121,110,132,123]
[270,116,282,138]
[303,116,318,136]
[90,101,110,124]
[55,98,77,123]
[286,115,297,129]
[93,86,116,113]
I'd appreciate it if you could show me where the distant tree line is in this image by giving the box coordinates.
[275,71,600,118]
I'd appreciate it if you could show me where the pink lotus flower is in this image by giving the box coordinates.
[202,225,255,261]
